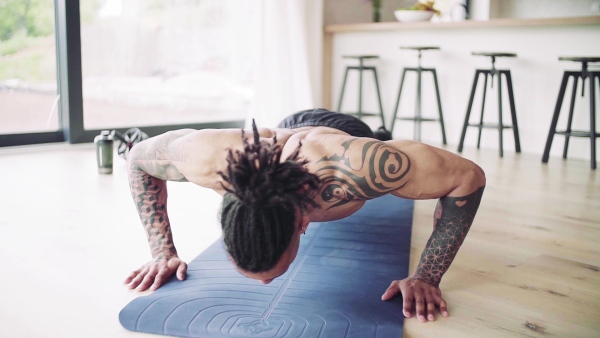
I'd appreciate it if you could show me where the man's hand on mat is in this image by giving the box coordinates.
[381,277,448,322]
[124,256,188,291]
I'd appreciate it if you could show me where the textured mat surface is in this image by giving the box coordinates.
[119,194,413,338]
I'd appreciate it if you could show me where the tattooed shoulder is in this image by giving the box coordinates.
[144,132,187,162]
[130,132,189,182]
[311,138,411,209]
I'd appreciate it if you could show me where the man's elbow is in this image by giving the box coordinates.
[126,143,144,171]
[471,164,486,188]
[457,162,486,194]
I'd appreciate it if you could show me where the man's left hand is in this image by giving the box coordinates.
[381,277,449,322]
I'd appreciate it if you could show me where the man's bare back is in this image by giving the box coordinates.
[129,126,482,223]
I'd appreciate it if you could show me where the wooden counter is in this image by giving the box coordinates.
[325,16,600,33]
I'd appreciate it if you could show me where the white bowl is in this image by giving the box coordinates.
[394,10,434,23]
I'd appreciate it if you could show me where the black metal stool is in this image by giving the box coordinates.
[458,52,521,157]
[390,46,447,144]
[542,57,600,170]
[337,55,386,128]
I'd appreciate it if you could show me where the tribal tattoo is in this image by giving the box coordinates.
[128,168,177,259]
[314,139,411,208]
[413,186,485,287]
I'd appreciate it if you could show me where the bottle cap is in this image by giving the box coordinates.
[96,130,113,141]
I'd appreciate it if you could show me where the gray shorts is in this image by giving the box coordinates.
[276,108,375,138]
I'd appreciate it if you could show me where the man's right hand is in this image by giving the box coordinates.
[124,256,187,291]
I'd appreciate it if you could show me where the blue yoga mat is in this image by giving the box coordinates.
[120,194,413,338]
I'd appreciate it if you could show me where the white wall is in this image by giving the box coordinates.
[307,0,325,107]
[331,23,600,160]
[323,0,414,25]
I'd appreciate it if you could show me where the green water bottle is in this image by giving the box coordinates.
[95,130,114,174]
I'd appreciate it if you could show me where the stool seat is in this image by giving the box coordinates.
[390,46,447,144]
[342,55,379,60]
[558,56,600,63]
[472,52,517,58]
[400,46,440,52]
[542,56,599,169]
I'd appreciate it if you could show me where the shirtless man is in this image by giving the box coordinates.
[124,109,486,323]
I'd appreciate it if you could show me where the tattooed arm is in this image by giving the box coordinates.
[386,187,485,322]
[123,130,194,291]
[412,187,485,287]
[122,127,272,291]
[377,140,486,323]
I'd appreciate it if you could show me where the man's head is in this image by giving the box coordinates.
[218,121,320,283]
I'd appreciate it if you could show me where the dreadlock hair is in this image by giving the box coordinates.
[217,120,321,273]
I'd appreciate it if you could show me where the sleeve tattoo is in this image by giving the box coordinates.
[128,135,189,259]
[413,186,485,287]
[128,169,177,259]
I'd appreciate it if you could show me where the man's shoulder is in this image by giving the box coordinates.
[276,127,349,157]
[287,128,361,145]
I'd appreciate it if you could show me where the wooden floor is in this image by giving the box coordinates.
[0,142,598,338]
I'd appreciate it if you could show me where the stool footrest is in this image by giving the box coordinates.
[403,67,437,72]
[555,130,600,138]
[397,117,439,122]
[467,123,513,129]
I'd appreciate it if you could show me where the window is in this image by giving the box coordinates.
[0,0,58,135]
[80,0,257,130]
[0,0,250,147]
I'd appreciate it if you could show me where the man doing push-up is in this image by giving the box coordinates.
[124,108,486,323]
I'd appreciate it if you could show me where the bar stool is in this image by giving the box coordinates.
[336,55,386,128]
[390,46,447,144]
[457,52,522,157]
[542,57,600,169]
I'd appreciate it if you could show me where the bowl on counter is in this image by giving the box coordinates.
[393,10,434,22]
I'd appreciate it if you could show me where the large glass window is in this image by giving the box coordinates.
[80,0,257,130]
[0,0,58,134]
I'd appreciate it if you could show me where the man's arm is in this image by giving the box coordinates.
[413,186,485,287]
[124,130,193,291]
[123,126,287,290]
[388,185,485,322]
[380,140,486,322]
